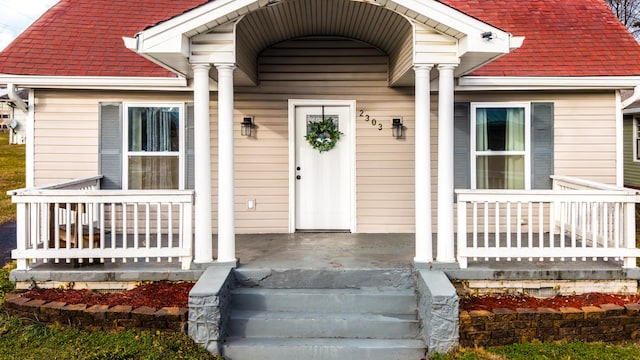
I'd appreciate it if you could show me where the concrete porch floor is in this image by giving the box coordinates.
[10,233,640,285]
[233,233,640,281]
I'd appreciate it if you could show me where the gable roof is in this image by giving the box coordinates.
[0,0,207,78]
[0,0,639,79]
[440,0,640,77]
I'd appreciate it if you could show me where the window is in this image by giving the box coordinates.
[471,103,531,189]
[123,104,184,189]
[635,117,640,161]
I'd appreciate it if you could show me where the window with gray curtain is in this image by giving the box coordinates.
[472,104,528,189]
[126,105,180,189]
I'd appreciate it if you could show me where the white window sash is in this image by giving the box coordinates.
[122,103,185,190]
[634,117,640,162]
[470,102,531,189]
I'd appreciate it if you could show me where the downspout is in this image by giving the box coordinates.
[26,89,34,187]
[622,85,640,109]
[7,84,34,187]
[7,83,27,114]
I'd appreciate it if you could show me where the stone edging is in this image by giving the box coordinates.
[460,303,640,347]
[2,291,188,332]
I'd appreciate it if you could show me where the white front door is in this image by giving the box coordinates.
[293,103,352,231]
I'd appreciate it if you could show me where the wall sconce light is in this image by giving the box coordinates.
[392,118,403,138]
[241,116,254,136]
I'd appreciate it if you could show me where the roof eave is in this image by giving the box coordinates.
[0,75,193,90]
[457,76,640,91]
[131,0,520,79]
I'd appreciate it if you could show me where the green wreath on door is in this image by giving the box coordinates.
[305,117,343,153]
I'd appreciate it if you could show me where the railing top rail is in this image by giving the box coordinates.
[551,175,637,193]
[10,189,195,204]
[455,189,638,202]
[7,175,104,196]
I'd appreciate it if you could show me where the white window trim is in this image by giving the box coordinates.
[122,103,186,190]
[634,116,640,162]
[470,102,531,189]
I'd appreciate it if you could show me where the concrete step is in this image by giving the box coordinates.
[234,268,416,289]
[223,337,426,360]
[229,310,419,339]
[231,287,417,314]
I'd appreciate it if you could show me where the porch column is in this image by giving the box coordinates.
[216,63,237,263]
[436,64,457,263]
[192,63,214,264]
[414,64,433,263]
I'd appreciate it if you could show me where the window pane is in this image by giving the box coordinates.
[128,107,179,152]
[128,156,179,189]
[476,108,525,151]
[476,155,525,189]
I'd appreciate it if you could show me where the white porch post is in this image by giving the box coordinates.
[414,64,433,263]
[192,63,214,264]
[216,63,237,263]
[436,64,457,263]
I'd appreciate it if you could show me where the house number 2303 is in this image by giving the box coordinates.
[359,110,383,130]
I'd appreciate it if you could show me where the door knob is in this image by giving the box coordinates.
[296,175,301,180]
[296,166,301,171]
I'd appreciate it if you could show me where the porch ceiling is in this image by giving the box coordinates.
[127,0,515,84]
[234,0,412,83]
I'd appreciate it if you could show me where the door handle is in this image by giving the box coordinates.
[296,175,301,180]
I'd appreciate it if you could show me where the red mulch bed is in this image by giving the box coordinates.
[22,284,640,313]
[461,292,640,312]
[21,281,195,309]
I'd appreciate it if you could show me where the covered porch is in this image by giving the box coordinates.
[8,175,640,286]
[9,231,640,290]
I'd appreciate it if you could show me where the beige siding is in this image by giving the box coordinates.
[236,37,414,233]
[191,23,236,64]
[33,40,619,235]
[455,92,618,186]
[388,26,413,86]
[413,25,458,64]
[624,116,640,188]
[33,91,194,185]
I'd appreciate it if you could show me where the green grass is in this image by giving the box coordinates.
[0,130,639,358]
[0,132,25,225]
[433,342,640,360]
[0,263,220,359]
[0,316,220,360]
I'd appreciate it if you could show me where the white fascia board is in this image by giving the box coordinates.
[393,0,512,54]
[0,75,193,90]
[458,76,640,90]
[137,0,257,53]
[123,35,191,78]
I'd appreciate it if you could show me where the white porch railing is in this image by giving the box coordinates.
[9,177,194,270]
[456,176,640,269]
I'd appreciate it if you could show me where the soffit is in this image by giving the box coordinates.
[236,0,412,58]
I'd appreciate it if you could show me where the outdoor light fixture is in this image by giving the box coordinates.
[241,116,254,136]
[481,31,495,40]
[392,118,403,138]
